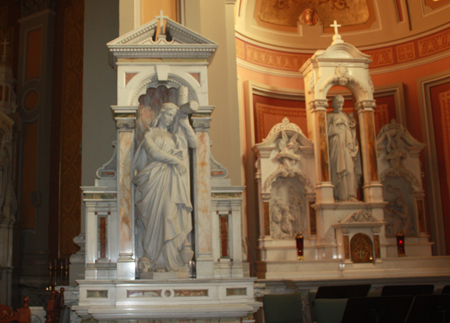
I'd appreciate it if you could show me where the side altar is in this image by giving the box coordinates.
[73,14,260,322]
[254,23,450,280]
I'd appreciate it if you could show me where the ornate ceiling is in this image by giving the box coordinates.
[236,0,450,51]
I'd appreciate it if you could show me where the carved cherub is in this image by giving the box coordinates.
[276,131,301,169]
[385,129,407,169]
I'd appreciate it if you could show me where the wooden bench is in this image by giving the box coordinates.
[0,297,31,323]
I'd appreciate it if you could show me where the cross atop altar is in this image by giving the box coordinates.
[155,10,168,35]
[330,20,343,44]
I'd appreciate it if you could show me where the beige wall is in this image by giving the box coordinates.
[185,1,243,185]
[120,0,243,185]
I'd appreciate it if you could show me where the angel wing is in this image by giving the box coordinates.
[278,131,288,151]
[289,133,300,149]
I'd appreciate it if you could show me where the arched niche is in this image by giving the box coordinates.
[130,72,200,107]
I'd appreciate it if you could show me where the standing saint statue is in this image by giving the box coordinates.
[132,102,198,273]
[327,95,359,201]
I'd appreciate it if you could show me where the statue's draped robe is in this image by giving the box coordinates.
[132,128,192,271]
[328,112,357,201]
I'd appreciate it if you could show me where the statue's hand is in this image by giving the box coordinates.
[176,163,187,175]
[174,150,184,160]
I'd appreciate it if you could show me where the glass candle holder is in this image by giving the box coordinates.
[396,231,406,257]
[295,233,305,260]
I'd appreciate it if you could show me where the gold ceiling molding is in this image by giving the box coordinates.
[257,0,369,28]
[424,0,450,11]
[236,26,450,71]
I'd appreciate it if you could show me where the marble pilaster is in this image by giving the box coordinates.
[112,106,138,279]
[192,109,214,278]
[356,100,383,203]
[310,100,334,204]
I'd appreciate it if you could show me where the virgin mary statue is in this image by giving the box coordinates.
[132,102,198,272]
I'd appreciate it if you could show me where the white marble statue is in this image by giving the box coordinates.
[276,131,301,169]
[132,102,198,273]
[327,95,359,201]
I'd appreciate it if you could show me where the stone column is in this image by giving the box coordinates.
[310,99,334,203]
[355,100,383,203]
[191,108,214,278]
[112,106,137,279]
[254,155,266,239]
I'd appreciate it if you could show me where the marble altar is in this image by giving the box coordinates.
[73,14,260,322]
[253,22,450,280]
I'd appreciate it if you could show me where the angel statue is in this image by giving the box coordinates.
[384,128,407,169]
[276,131,301,169]
[132,102,198,273]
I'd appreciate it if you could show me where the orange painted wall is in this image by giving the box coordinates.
[370,56,450,141]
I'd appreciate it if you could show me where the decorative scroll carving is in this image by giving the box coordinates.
[342,210,379,223]
[115,119,135,129]
[210,154,229,178]
[191,118,211,132]
[96,142,117,179]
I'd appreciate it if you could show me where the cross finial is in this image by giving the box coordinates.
[1,39,9,59]
[330,20,341,35]
[155,10,169,35]
[330,20,343,44]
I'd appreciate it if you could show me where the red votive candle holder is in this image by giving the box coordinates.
[295,233,305,260]
[396,231,406,257]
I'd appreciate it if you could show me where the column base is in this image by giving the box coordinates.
[117,257,135,280]
[315,182,335,203]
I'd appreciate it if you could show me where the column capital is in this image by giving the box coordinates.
[111,105,138,130]
[309,99,329,112]
[355,100,376,112]
[191,117,211,132]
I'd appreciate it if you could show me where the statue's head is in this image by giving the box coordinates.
[138,256,151,273]
[332,95,344,112]
[151,102,179,130]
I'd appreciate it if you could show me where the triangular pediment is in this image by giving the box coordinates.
[107,18,218,66]
[342,210,380,224]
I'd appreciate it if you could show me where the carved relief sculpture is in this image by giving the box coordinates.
[384,185,413,236]
[377,119,426,237]
[327,95,360,201]
[270,197,296,239]
[132,102,198,273]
